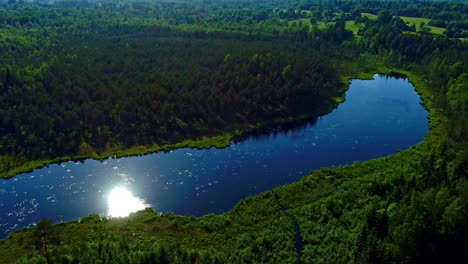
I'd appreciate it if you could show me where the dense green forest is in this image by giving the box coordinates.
[0,0,358,178]
[0,0,467,263]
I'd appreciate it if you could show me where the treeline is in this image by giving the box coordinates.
[0,34,341,161]
[18,237,226,264]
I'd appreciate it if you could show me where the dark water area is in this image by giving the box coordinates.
[276,198,304,260]
[0,74,429,238]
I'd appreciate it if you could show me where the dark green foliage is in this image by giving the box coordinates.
[377,10,393,24]
[33,219,60,263]
[0,0,467,264]
[19,238,223,264]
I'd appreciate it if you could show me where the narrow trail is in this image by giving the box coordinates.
[275,198,304,262]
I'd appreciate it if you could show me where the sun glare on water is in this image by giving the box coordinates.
[107,187,149,218]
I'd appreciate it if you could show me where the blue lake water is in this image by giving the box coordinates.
[0,74,429,238]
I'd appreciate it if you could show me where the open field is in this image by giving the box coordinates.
[362,13,446,35]
[288,12,447,36]
[398,16,445,35]
[361,12,378,20]
[287,19,362,36]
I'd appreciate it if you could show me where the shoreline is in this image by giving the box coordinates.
[1,74,352,180]
[1,66,440,183]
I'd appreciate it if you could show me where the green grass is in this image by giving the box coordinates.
[287,19,363,37]
[286,15,373,38]
[427,25,445,35]
[398,16,445,35]
[287,18,313,27]
[345,20,362,36]
[361,13,378,20]
[361,13,446,35]
[315,21,330,29]
[287,13,446,36]
[398,16,431,25]
[286,18,330,31]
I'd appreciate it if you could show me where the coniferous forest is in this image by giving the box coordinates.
[0,0,467,263]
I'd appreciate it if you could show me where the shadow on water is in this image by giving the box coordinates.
[234,72,408,144]
[233,117,319,144]
[379,72,407,80]
[275,198,304,262]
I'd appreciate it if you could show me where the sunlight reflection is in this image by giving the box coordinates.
[107,187,149,218]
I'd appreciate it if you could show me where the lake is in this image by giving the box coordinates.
[0,74,429,238]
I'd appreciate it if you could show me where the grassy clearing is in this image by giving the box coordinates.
[287,18,313,27]
[398,16,445,35]
[398,16,431,25]
[345,20,362,35]
[286,13,446,36]
[361,13,378,20]
[427,25,445,35]
[362,13,445,35]
[286,18,330,31]
[288,19,363,36]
